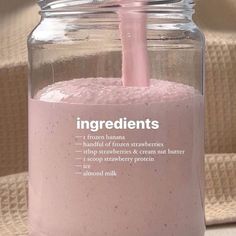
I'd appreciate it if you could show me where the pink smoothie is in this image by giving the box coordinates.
[29,78,205,236]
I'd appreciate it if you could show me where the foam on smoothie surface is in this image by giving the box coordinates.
[35,78,196,104]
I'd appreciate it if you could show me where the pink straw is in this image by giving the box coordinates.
[119,1,150,87]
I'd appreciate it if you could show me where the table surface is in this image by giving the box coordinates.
[206,224,236,236]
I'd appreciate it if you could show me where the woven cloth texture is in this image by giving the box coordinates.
[0,154,235,236]
[0,0,235,231]
[0,0,236,176]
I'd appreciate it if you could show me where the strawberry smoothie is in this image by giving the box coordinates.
[29,78,205,236]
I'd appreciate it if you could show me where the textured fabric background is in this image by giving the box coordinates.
[0,0,235,233]
[0,154,235,235]
[0,0,236,175]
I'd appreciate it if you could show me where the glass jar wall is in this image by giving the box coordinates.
[28,1,205,235]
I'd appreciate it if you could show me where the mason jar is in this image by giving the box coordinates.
[28,0,205,235]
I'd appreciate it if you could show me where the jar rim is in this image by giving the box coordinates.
[39,0,194,10]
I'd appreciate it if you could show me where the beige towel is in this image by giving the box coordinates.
[0,0,235,233]
[0,0,235,174]
[0,154,235,235]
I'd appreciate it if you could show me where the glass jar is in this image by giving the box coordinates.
[28,0,205,235]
